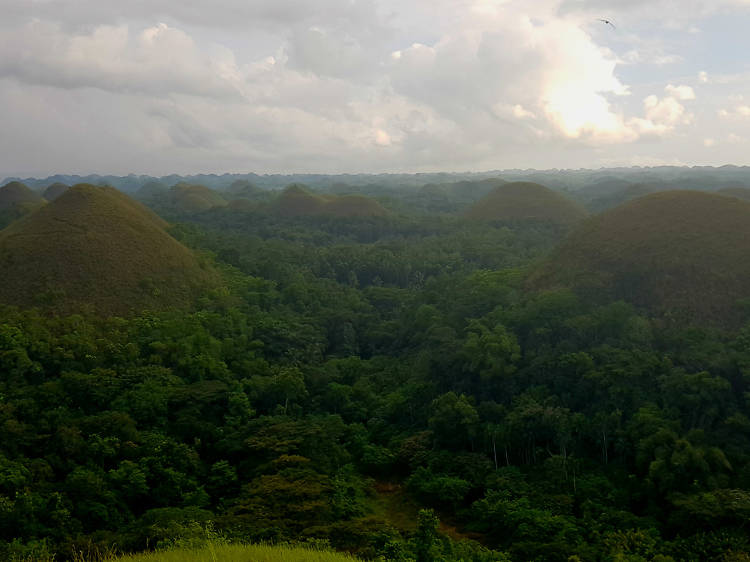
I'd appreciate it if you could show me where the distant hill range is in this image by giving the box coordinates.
[531,190,750,326]
[464,181,587,225]
[0,184,216,315]
[8,165,750,194]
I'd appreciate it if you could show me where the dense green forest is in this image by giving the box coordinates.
[1,178,750,562]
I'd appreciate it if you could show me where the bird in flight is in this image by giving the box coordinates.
[598,18,616,29]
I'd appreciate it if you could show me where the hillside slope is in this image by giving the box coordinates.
[531,190,750,324]
[0,181,46,228]
[464,181,587,225]
[0,184,215,315]
[272,185,388,217]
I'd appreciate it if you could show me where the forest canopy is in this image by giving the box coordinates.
[1,174,750,561]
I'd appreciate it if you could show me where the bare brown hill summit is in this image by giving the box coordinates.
[0,184,216,315]
[464,181,587,225]
[531,190,750,325]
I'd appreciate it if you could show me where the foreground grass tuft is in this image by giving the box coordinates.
[107,543,361,562]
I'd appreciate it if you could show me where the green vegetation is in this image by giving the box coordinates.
[42,183,70,201]
[0,181,46,229]
[464,181,587,225]
[2,177,750,561]
[0,184,216,315]
[114,543,363,562]
[718,186,750,201]
[167,184,228,213]
[272,185,388,218]
[533,190,750,325]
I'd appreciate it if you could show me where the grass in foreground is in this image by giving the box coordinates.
[111,544,363,562]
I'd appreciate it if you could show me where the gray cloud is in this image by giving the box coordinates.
[1,0,749,177]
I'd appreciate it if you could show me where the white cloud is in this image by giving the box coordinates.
[374,129,392,146]
[0,0,747,176]
[513,105,537,119]
[665,84,696,101]
[703,138,716,147]
[718,105,750,118]
[0,21,244,98]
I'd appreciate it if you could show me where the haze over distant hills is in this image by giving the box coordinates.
[6,165,750,195]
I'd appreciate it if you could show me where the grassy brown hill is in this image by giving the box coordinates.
[0,181,46,228]
[531,190,750,325]
[43,182,70,201]
[464,181,587,225]
[272,185,388,218]
[169,183,228,212]
[0,184,216,315]
[273,184,326,216]
[0,181,45,210]
[718,187,750,201]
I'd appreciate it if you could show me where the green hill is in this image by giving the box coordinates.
[0,181,44,209]
[169,183,228,212]
[0,181,46,228]
[0,184,216,315]
[42,182,70,201]
[136,180,169,201]
[464,181,587,225]
[227,179,267,199]
[531,190,750,325]
[272,185,388,218]
[273,184,326,216]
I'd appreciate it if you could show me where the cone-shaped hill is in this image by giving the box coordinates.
[43,182,70,201]
[464,181,587,226]
[0,181,46,228]
[135,181,169,201]
[531,190,750,325]
[169,183,227,212]
[272,185,388,218]
[0,184,216,315]
[0,181,45,210]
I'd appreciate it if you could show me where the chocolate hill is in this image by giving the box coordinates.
[0,181,46,228]
[272,185,388,218]
[169,183,228,212]
[43,182,70,201]
[531,190,750,325]
[0,184,216,315]
[464,181,587,226]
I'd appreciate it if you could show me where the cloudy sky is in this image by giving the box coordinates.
[2,0,750,177]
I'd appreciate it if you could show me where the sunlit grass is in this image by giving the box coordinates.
[107,543,361,562]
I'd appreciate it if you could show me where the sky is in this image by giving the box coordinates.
[2,0,750,177]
